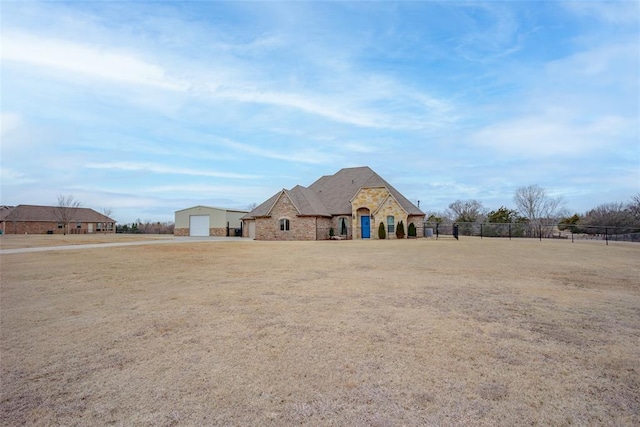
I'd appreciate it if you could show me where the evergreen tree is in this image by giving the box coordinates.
[378,222,386,239]
[396,220,405,239]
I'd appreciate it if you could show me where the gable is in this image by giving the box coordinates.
[243,166,424,221]
[351,187,410,218]
[267,191,301,217]
[372,192,409,217]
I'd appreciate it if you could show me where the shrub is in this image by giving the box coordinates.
[378,222,386,239]
[396,220,405,239]
[329,227,335,238]
[408,222,416,237]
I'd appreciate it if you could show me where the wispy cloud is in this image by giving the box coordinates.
[84,162,260,179]
[1,29,456,132]
[470,114,634,157]
[1,1,637,222]
[214,138,334,165]
[0,167,37,185]
[0,112,23,137]
[1,32,187,91]
[563,1,640,25]
[454,3,522,62]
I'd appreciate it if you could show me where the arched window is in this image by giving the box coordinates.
[338,217,348,235]
[279,218,290,231]
[387,216,395,233]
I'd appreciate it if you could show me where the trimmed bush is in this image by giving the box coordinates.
[378,222,386,239]
[408,222,416,237]
[396,220,405,239]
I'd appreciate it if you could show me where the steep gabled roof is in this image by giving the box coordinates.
[309,166,378,214]
[1,205,116,223]
[241,192,281,220]
[241,166,424,219]
[312,166,423,216]
[284,186,331,217]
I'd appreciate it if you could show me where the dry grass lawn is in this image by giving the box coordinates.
[1,236,639,426]
[0,234,167,250]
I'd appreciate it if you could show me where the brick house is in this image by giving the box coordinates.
[0,205,116,235]
[242,166,424,240]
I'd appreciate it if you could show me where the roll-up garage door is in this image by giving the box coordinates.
[189,215,210,236]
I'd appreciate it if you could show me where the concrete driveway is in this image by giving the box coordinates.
[0,236,251,255]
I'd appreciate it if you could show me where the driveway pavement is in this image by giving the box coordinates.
[0,236,251,255]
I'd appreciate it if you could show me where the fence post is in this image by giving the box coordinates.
[509,223,511,240]
[480,223,483,239]
[605,227,608,246]
[539,224,542,241]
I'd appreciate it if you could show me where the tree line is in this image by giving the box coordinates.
[117,220,175,234]
[425,185,640,237]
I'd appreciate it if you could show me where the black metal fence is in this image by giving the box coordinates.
[423,222,640,244]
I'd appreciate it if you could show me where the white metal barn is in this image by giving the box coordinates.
[174,206,248,237]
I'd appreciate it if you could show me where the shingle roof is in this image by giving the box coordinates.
[0,206,15,221]
[241,192,280,219]
[242,167,424,219]
[285,186,332,217]
[1,205,116,223]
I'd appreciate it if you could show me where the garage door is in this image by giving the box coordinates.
[189,215,210,236]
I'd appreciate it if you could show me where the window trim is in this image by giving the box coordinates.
[387,216,395,234]
[279,218,290,231]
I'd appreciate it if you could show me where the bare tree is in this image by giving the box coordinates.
[581,202,638,235]
[54,195,81,235]
[514,185,564,237]
[102,207,114,218]
[247,202,258,211]
[629,194,640,223]
[448,199,485,222]
[514,185,564,222]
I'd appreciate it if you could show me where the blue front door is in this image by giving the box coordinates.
[361,215,370,238]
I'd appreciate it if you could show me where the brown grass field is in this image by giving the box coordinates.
[1,235,639,426]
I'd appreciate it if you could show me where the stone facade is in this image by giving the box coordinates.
[174,228,189,237]
[174,227,228,237]
[351,187,412,239]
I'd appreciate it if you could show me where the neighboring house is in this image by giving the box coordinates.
[0,205,116,235]
[242,166,425,241]
[174,206,248,237]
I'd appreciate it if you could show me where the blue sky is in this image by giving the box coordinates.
[1,1,638,224]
